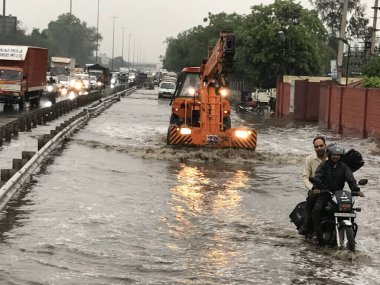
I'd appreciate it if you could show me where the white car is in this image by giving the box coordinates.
[158,81,176,98]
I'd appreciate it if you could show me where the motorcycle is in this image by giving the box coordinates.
[234,100,265,115]
[290,178,367,252]
[290,149,366,252]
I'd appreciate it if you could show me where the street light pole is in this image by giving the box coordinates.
[2,0,6,36]
[111,16,117,72]
[121,27,125,68]
[69,0,72,15]
[128,34,131,69]
[95,0,100,63]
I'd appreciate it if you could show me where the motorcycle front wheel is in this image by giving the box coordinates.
[345,226,355,252]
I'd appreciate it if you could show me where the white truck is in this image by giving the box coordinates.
[50,57,76,76]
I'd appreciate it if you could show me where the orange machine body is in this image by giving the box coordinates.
[167,32,257,150]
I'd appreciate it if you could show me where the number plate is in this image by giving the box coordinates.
[207,135,220,144]
[335,212,356,218]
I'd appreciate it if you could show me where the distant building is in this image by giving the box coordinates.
[98,52,110,66]
[0,15,17,35]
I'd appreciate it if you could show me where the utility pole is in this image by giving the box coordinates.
[133,39,136,69]
[121,27,126,68]
[337,0,349,83]
[128,34,131,68]
[371,0,379,55]
[111,16,117,72]
[2,0,6,36]
[96,0,100,63]
[69,0,72,15]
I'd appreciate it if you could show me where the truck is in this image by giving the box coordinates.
[0,45,48,109]
[166,31,257,150]
[50,57,76,76]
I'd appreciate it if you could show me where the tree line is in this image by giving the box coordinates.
[162,0,371,89]
[0,13,100,66]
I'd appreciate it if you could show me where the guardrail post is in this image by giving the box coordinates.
[5,125,11,142]
[32,112,38,128]
[13,121,19,136]
[22,151,36,160]
[12,158,29,170]
[1,169,17,182]
[0,127,3,146]
[26,115,32,131]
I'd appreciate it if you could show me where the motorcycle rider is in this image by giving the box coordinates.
[312,143,364,239]
[298,136,327,235]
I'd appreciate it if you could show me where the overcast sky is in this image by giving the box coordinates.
[5,0,370,63]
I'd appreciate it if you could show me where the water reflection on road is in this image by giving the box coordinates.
[0,89,379,284]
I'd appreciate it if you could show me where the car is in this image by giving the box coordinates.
[158,81,176,98]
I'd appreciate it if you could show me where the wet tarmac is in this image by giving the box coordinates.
[0,88,379,284]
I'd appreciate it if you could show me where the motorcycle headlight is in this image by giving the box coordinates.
[47,85,53,92]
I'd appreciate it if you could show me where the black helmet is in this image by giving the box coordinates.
[327,143,345,156]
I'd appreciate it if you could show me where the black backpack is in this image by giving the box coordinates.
[342,149,364,172]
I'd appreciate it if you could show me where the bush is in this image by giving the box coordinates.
[362,76,380,88]
[362,56,380,77]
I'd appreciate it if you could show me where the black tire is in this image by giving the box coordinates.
[18,96,25,111]
[223,116,231,130]
[256,107,265,115]
[166,125,174,145]
[346,226,355,252]
[170,113,181,125]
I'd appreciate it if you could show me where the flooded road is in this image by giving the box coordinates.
[0,88,379,284]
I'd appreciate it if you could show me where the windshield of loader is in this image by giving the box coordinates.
[0,69,22,80]
[177,72,200,97]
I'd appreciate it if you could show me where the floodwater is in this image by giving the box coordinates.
[0,88,379,284]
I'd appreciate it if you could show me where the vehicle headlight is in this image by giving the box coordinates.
[179,127,191,135]
[219,87,228,97]
[188,88,196,96]
[235,130,252,139]
[47,85,53,92]
[61,88,68,96]
[96,82,102,86]
[68,91,76,100]
[75,82,82,90]
[111,78,116,84]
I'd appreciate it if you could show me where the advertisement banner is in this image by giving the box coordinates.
[0,46,28,61]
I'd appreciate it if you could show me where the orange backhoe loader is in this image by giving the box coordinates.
[166,31,257,150]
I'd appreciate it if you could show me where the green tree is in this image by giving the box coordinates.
[163,12,243,71]
[237,0,329,88]
[0,14,101,67]
[45,14,101,65]
[310,0,370,49]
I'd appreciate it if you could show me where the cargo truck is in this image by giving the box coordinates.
[50,56,76,76]
[0,45,48,109]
